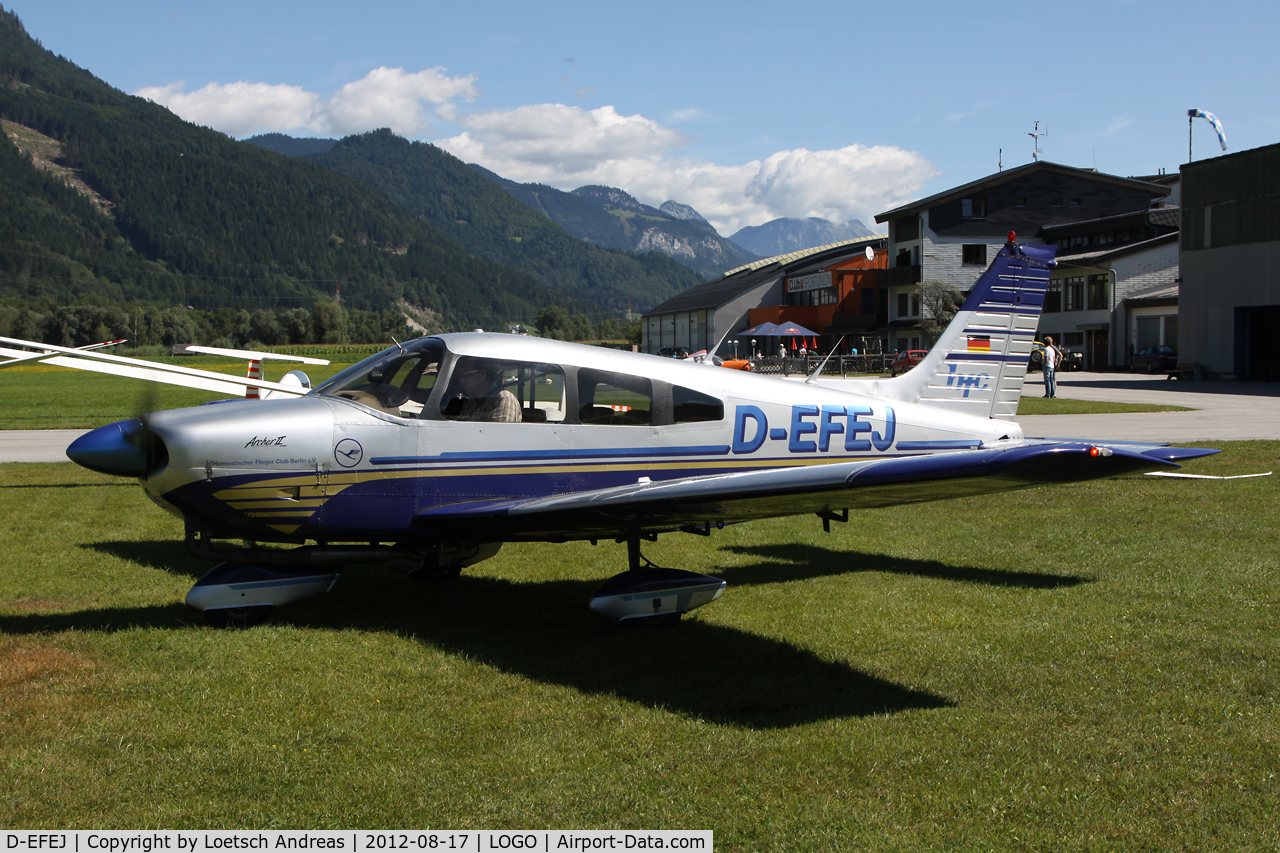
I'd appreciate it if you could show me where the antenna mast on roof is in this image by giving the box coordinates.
[1027,121,1047,162]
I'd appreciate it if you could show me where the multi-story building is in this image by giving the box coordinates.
[874,161,1171,359]
[641,237,887,356]
[1180,142,1280,380]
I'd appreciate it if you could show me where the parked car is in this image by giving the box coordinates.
[889,350,928,376]
[1030,342,1083,371]
[657,346,691,360]
[1130,345,1178,374]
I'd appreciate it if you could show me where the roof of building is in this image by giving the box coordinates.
[1038,209,1151,236]
[721,235,886,276]
[1126,282,1179,301]
[874,161,1171,223]
[1148,207,1181,229]
[1053,231,1179,267]
[640,267,780,316]
[642,235,887,318]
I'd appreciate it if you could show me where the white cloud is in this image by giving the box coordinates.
[136,66,477,139]
[138,69,935,234]
[665,108,704,124]
[441,103,690,173]
[325,67,479,137]
[135,80,321,137]
[1101,113,1135,136]
[437,105,935,234]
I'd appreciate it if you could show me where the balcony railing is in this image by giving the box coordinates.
[878,265,922,287]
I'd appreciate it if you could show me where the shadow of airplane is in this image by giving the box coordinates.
[84,540,208,580]
[4,546,954,729]
[717,543,1091,589]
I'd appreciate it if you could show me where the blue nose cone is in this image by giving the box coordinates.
[67,419,163,477]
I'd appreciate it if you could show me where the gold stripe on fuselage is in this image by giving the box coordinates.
[211,454,868,496]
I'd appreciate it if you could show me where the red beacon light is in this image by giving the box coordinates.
[1007,231,1017,243]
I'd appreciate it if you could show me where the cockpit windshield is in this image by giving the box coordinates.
[312,337,445,418]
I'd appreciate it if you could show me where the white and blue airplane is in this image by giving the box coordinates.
[5,237,1218,626]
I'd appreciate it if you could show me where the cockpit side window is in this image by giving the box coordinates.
[439,359,566,423]
[577,369,652,425]
[313,338,444,418]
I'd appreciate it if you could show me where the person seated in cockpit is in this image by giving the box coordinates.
[447,360,521,422]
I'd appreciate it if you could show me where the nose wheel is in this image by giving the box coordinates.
[204,605,274,629]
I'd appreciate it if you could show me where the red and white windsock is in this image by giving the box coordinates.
[245,359,262,399]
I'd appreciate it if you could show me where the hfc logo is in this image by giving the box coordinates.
[945,363,991,398]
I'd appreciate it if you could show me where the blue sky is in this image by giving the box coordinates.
[9,0,1276,234]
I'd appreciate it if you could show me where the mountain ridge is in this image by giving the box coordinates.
[730,217,879,257]
[473,170,758,280]
[0,7,592,331]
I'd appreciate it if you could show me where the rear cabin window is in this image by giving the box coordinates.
[578,369,652,425]
[672,386,723,423]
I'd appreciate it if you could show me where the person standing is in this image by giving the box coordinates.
[1042,336,1062,398]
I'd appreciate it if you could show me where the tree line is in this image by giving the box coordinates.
[0,299,408,349]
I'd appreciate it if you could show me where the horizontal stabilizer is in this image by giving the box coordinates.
[0,335,310,397]
[183,345,329,365]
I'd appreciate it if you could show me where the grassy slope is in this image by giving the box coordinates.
[1,444,1277,848]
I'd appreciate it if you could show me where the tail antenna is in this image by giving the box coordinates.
[805,336,845,385]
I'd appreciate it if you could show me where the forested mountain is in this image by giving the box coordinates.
[246,133,338,157]
[299,129,702,313]
[729,217,879,257]
[471,170,757,280]
[0,7,592,334]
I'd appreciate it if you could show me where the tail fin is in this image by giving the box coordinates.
[878,240,1055,421]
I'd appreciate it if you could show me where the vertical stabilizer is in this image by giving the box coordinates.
[877,240,1055,420]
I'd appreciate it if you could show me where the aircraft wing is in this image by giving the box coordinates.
[413,440,1216,536]
[0,336,311,397]
[0,339,127,370]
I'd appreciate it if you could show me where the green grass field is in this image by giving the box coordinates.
[1,444,1277,847]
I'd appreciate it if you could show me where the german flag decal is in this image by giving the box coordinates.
[967,335,991,352]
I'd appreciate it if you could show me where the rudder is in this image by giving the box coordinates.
[877,238,1055,421]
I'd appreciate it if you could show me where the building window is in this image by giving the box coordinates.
[1064,332,1084,347]
[961,198,986,219]
[1052,197,1064,208]
[1087,274,1109,310]
[789,287,838,307]
[897,292,909,318]
[1015,197,1027,208]
[1045,282,1062,313]
[910,292,921,317]
[1070,198,1082,208]
[961,244,987,265]
[1065,276,1084,311]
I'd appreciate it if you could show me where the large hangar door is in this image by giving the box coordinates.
[1237,305,1280,381]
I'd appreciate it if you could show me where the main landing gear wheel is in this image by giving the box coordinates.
[204,605,274,629]
[588,534,726,625]
[408,560,464,583]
